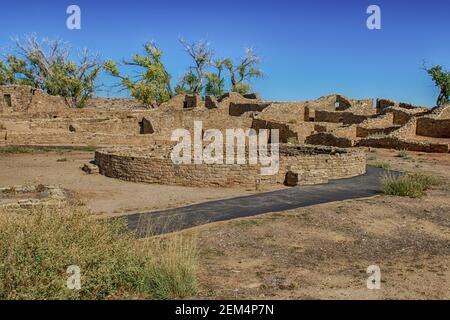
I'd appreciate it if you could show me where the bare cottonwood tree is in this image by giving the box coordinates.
[223,47,262,95]
[178,38,213,95]
[12,35,103,108]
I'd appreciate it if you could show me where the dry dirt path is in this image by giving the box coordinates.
[0,151,257,215]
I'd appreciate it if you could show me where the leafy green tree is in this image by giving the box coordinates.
[105,42,173,107]
[204,59,226,97]
[223,48,262,95]
[177,39,213,95]
[0,55,35,86]
[13,36,102,108]
[426,65,450,107]
[175,70,200,95]
[44,56,100,108]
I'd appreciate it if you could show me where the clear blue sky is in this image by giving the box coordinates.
[0,0,449,106]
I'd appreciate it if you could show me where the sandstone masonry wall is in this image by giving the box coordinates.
[95,146,366,188]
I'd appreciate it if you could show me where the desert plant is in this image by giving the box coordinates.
[0,123,5,130]
[223,48,262,95]
[204,59,226,97]
[140,235,198,299]
[425,65,450,107]
[105,42,173,107]
[176,39,213,95]
[397,150,410,159]
[0,204,197,300]
[0,55,35,86]
[175,70,201,95]
[12,35,102,108]
[381,172,442,198]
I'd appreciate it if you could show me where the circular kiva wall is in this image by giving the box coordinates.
[95,145,366,188]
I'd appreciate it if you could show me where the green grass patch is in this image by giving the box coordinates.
[0,204,197,300]
[397,150,411,159]
[0,145,97,154]
[381,172,442,198]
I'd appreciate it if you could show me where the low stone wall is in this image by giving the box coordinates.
[0,185,66,208]
[0,85,67,114]
[392,109,418,126]
[358,137,449,153]
[416,118,450,138]
[315,111,370,125]
[229,102,270,116]
[95,145,366,188]
[256,102,309,123]
[85,98,145,110]
[251,119,298,143]
[305,133,354,148]
[356,126,399,138]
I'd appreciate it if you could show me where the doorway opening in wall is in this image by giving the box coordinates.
[3,95,12,107]
[139,117,155,134]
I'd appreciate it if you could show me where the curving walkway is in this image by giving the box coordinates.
[125,167,393,236]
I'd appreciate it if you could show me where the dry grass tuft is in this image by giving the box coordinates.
[381,172,442,198]
[0,204,197,300]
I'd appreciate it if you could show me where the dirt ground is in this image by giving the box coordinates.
[0,151,257,216]
[186,148,450,299]
[1,148,449,299]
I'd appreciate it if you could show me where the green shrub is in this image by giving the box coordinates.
[0,145,97,154]
[381,172,442,198]
[0,146,50,154]
[397,150,410,159]
[0,204,197,300]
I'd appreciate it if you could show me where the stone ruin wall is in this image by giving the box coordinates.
[358,117,450,153]
[305,133,354,148]
[376,98,428,114]
[2,85,448,154]
[84,98,146,110]
[416,118,450,138]
[356,113,398,138]
[314,110,371,125]
[431,104,450,119]
[251,119,298,143]
[0,85,67,114]
[358,136,449,153]
[255,102,312,123]
[95,146,367,188]
[0,91,260,146]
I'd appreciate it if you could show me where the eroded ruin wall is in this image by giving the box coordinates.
[0,85,67,114]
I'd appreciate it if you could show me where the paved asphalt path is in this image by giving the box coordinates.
[125,167,392,236]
